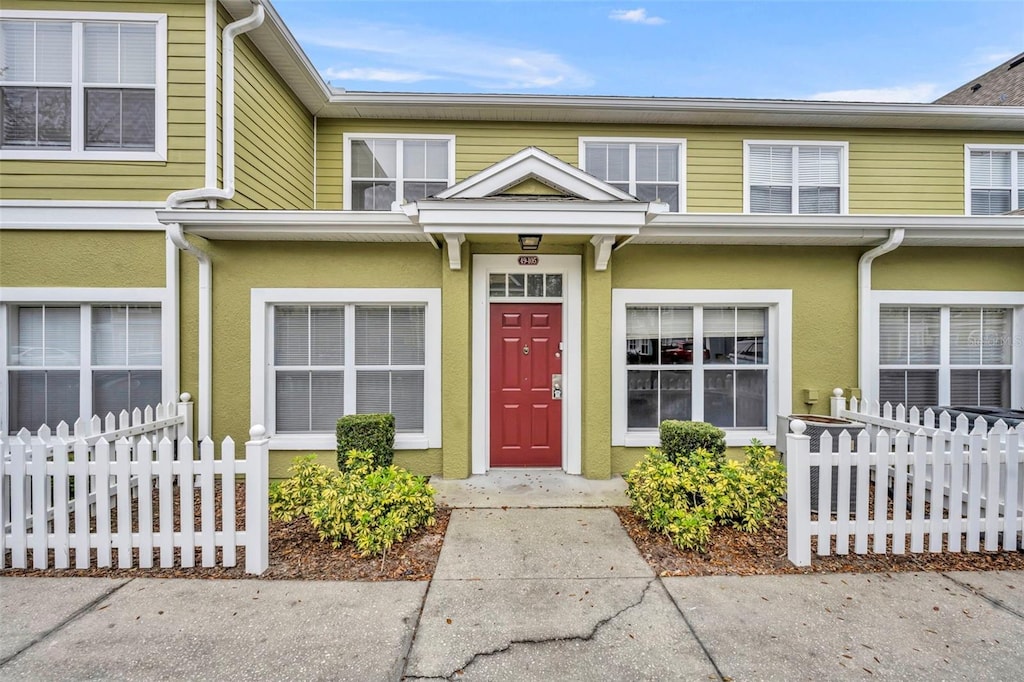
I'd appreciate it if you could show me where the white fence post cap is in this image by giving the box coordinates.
[832,388,843,397]
[179,392,192,403]
[790,419,807,435]
[249,425,266,439]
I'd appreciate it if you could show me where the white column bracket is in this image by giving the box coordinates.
[590,235,616,271]
[444,234,466,270]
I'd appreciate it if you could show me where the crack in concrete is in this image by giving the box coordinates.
[657,577,726,681]
[433,578,658,680]
[0,578,133,668]
[941,573,1024,620]
[397,579,435,681]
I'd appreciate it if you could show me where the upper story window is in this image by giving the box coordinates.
[0,11,166,161]
[965,145,1023,215]
[343,133,455,210]
[744,141,847,214]
[579,137,685,211]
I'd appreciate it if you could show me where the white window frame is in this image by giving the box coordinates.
[612,289,792,447]
[251,288,442,450]
[0,287,174,434]
[0,10,167,162]
[742,140,849,215]
[869,290,1024,408]
[578,136,687,212]
[964,144,1023,215]
[342,133,456,211]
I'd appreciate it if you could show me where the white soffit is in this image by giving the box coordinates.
[0,201,166,230]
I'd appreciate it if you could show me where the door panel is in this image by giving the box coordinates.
[490,302,562,466]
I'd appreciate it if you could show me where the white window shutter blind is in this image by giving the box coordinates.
[92,305,128,365]
[949,308,980,364]
[879,306,908,364]
[310,371,344,431]
[275,371,310,432]
[606,144,629,182]
[36,22,73,83]
[120,23,155,85]
[355,306,390,365]
[83,23,119,83]
[908,308,940,364]
[44,307,81,366]
[703,307,736,337]
[2,21,37,81]
[626,307,659,341]
[981,308,1011,364]
[310,306,344,365]
[11,307,44,365]
[127,306,162,365]
[274,306,310,365]
[392,370,425,432]
[736,308,766,336]
[391,306,425,365]
[660,307,693,339]
[356,370,390,413]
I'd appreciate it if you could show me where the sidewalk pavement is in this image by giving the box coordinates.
[2,502,1023,680]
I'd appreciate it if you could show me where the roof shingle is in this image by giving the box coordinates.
[935,52,1024,105]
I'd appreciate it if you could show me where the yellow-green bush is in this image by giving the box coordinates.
[625,441,785,552]
[269,451,436,557]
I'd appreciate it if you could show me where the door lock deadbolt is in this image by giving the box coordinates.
[551,374,562,400]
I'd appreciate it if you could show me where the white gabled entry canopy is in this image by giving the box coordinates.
[402,147,669,270]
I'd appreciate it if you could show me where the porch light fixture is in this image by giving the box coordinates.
[518,234,542,251]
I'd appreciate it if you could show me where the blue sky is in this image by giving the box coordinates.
[271,1,1024,102]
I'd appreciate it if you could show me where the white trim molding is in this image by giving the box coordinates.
[578,136,687,212]
[742,139,849,215]
[0,201,165,230]
[342,133,456,211]
[0,10,168,162]
[472,254,583,474]
[964,143,1023,216]
[866,290,1024,409]
[250,287,442,451]
[611,288,793,448]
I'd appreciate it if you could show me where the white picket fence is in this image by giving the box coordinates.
[1,397,269,575]
[786,395,1023,567]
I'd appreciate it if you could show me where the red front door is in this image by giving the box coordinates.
[489,303,563,467]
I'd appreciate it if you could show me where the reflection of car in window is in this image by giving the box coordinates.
[728,339,764,364]
[661,340,710,364]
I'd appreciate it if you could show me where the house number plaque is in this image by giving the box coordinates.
[518,256,539,266]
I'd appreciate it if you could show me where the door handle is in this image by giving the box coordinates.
[551,374,562,400]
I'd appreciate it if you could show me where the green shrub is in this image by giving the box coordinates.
[625,441,785,552]
[659,420,726,467]
[270,451,436,558]
[337,413,395,469]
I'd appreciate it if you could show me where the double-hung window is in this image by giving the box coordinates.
[612,290,792,447]
[0,11,166,159]
[253,289,441,449]
[579,137,685,211]
[744,141,847,214]
[343,134,455,210]
[5,303,163,433]
[878,302,1019,409]
[965,145,1023,215]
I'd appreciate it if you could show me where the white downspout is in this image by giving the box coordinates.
[858,228,905,397]
[167,223,212,440]
[164,1,263,439]
[166,1,265,208]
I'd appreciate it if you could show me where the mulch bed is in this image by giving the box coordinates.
[614,504,1024,576]
[3,482,451,582]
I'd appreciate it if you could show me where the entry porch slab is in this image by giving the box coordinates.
[431,470,630,508]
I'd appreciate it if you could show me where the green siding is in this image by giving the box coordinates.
[0,1,206,201]
[0,232,166,288]
[219,8,314,210]
[316,119,1023,215]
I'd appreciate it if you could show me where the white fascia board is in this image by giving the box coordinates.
[0,201,165,231]
[154,209,427,241]
[635,213,1024,245]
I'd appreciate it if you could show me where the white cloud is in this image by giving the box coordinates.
[808,83,940,103]
[298,21,593,90]
[323,67,436,84]
[968,51,1016,68]
[610,8,666,26]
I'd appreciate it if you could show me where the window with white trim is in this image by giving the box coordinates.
[0,12,165,157]
[273,304,426,433]
[966,146,1023,215]
[6,304,162,432]
[613,290,791,447]
[745,141,846,214]
[879,305,1014,409]
[344,134,454,210]
[580,138,685,211]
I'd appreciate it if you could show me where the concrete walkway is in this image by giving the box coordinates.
[2,474,1023,680]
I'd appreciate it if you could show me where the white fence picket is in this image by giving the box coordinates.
[9,437,28,568]
[910,433,928,553]
[94,440,113,568]
[947,428,966,553]
[872,431,890,554]
[984,432,1003,552]
[966,428,984,552]
[928,430,947,553]
[835,432,852,555]
[1004,430,1021,552]
[0,438,6,565]
[221,437,237,567]
[854,430,871,554]
[31,439,48,569]
[199,438,216,568]
[73,440,91,568]
[816,431,833,556]
[137,437,155,569]
[115,439,133,569]
[891,431,909,555]
[179,438,196,569]
[158,437,175,568]
[52,440,70,569]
